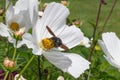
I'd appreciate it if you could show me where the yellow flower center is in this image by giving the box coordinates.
[40,38,54,51]
[10,22,19,31]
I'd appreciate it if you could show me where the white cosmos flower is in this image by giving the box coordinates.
[98,32,120,71]
[0,0,38,48]
[80,36,91,48]
[22,2,90,78]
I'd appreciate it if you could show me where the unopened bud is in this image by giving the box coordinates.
[3,57,15,68]
[74,20,81,26]
[42,3,49,11]
[101,0,107,5]
[14,28,25,40]
[61,0,69,6]
[14,28,25,37]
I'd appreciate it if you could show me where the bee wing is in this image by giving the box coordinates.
[46,26,56,37]
[60,44,69,50]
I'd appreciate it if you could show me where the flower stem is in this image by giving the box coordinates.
[88,0,102,61]
[12,40,18,61]
[38,56,42,80]
[4,71,9,80]
[12,47,17,61]
[98,0,117,35]
[16,55,35,80]
[86,0,103,79]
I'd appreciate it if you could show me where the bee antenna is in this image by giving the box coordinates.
[46,26,56,37]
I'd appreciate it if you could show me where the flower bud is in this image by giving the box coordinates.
[73,20,82,27]
[61,0,69,6]
[57,76,64,80]
[42,3,49,11]
[3,57,15,68]
[74,20,80,25]
[14,28,25,40]
[14,28,25,37]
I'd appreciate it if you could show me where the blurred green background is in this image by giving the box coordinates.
[0,0,120,80]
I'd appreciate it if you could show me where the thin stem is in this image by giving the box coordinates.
[98,0,117,35]
[86,0,103,79]
[16,55,35,80]
[5,38,9,56]
[38,56,42,80]
[12,40,18,61]
[4,71,9,80]
[88,0,102,61]
[87,70,91,80]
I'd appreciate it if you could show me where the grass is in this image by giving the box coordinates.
[0,0,120,80]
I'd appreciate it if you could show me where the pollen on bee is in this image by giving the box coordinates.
[10,22,19,31]
[40,38,54,50]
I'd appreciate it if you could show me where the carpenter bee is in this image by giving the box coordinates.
[46,26,68,50]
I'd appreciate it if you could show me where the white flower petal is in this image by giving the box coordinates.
[22,33,42,55]
[65,53,90,78]
[38,11,44,17]
[33,19,42,43]
[99,32,120,70]
[0,23,10,37]
[43,51,72,71]
[7,36,23,48]
[35,2,69,41]
[14,0,28,14]
[6,1,14,23]
[43,51,90,78]
[80,36,90,48]
[28,0,38,26]
[98,40,110,57]
[17,41,24,48]
[8,36,15,47]
[104,55,120,69]
[85,44,90,48]
[102,32,120,63]
[9,12,27,29]
[58,25,84,50]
